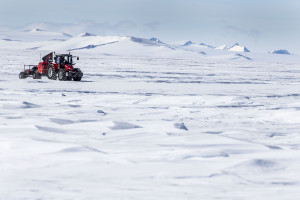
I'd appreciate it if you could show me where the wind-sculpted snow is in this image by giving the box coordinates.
[1,48,300,200]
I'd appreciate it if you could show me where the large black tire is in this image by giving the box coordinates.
[33,71,37,79]
[37,72,42,79]
[58,69,67,81]
[33,71,41,79]
[73,68,83,81]
[47,65,57,80]
[66,75,72,81]
[19,72,26,79]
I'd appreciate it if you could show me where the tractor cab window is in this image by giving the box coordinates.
[64,56,72,64]
[55,55,73,66]
[62,56,67,64]
[56,56,64,64]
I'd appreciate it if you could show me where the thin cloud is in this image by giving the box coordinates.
[143,21,160,31]
[224,25,261,40]
[19,20,138,36]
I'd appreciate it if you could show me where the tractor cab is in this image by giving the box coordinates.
[55,54,79,70]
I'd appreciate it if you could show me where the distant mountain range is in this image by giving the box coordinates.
[0,29,294,57]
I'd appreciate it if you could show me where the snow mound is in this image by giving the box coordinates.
[228,43,250,52]
[269,49,291,55]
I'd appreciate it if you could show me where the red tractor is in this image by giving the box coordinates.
[19,52,83,81]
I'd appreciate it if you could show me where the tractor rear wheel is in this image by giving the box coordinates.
[66,72,72,81]
[47,65,57,80]
[58,69,67,81]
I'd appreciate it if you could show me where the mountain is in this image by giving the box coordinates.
[269,49,291,55]
[36,35,199,58]
[216,45,227,50]
[0,29,259,60]
[78,32,96,37]
[26,28,43,32]
[170,40,191,46]
[199,43,214,48]
[173,41,214,48]
[228,43,250,52]
[0,28,72,42]
[149,37,163,43]
[183,41,194,46]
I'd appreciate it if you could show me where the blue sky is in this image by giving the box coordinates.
[0,0,299,53]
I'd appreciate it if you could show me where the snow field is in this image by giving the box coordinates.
[0,41,300,199]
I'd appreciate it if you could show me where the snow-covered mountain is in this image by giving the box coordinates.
[269,49,291,55]
[0,28,71,42]
[216,44,227,50]
[78,32,96,37]
[0,29,297,59]
[172,40,214,48]
[228,43,250,52]
[149,37,163,43]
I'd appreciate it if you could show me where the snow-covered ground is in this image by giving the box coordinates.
[1,31,300,199]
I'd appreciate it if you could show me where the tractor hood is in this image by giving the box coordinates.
[65,64,74,71]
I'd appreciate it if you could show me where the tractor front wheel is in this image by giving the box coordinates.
[33,71,41,79]
[73,68,83,81]
[47,65,57,80]
[58,69,67,81]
